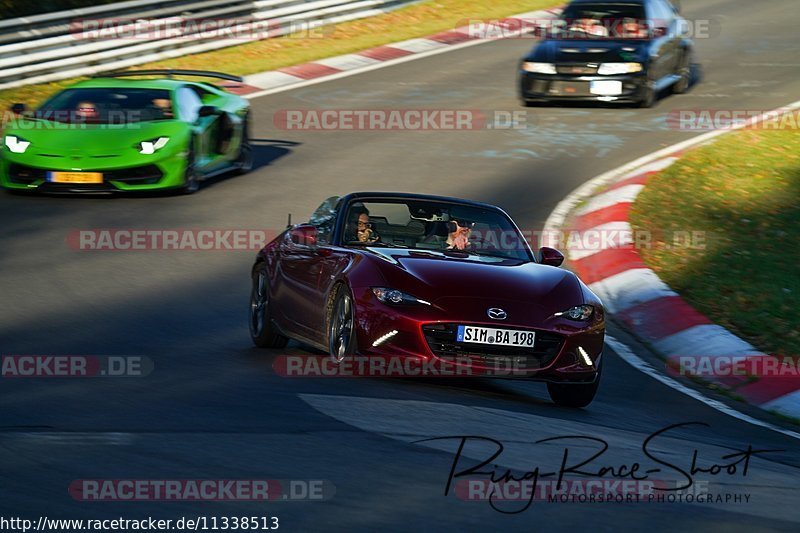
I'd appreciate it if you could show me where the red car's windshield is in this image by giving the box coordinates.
[35,88,174,124]
[343,199,532,262]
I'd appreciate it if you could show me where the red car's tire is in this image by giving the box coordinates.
[547,357,602,408]
[249,263,288,349]
[327,285,357,363]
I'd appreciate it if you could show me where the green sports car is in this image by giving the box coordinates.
[0,70,253,194]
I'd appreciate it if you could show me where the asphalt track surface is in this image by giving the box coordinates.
[2,0,800,530]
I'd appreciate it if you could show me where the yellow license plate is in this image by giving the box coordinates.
[49,171,103,184]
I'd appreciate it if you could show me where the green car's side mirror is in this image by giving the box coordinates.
[198,105,218,118]
[10,103,26,115]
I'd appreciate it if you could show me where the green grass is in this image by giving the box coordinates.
[630,128,800,358]
[0,0,558,111]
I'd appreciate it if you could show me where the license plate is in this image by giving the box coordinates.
[590,80,623,96]
[48,171,103,184]
[456,326,535,348]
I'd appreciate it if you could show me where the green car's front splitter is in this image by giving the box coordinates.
[0,149,189,193]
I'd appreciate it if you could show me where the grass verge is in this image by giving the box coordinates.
[0,0,558,111]
[630,128,800,357]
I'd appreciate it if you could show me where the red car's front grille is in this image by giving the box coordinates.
[422,323,565,370]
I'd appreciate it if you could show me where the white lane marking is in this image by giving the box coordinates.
[389,38,449,53]
[574,184,645,216]
[652,324,764,358]
[243,8,559,100]
[588,268,677,314]
[314,54,382,70]
[4,432,133,445]
[568,221,633,261]
[244,70,303,88]
[607,336,800,441]
[763,390,800,420]
[620,156,679,177]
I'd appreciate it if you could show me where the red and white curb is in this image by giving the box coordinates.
[545,102,800,422]
[215,7,562,98]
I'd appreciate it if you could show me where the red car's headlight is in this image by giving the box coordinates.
[554,305,594,321]
[372,287,431,306]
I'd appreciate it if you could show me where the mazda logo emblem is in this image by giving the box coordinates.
[487,308,507,320]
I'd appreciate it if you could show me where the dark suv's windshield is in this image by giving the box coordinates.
[36,88,174,124]
[551,3,649,40]
[342,199,532,262]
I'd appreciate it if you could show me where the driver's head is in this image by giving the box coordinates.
[75,101,97,119]
[152,98,173,118]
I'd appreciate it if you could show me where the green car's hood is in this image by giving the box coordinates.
[5,119,188,156]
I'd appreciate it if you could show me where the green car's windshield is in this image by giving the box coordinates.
[35,88,174,124]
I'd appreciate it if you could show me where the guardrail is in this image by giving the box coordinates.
[0,0,418,91]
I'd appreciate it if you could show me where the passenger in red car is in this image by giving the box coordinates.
[446,219,474,251]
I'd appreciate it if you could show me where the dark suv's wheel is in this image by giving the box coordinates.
[672,51,691,94]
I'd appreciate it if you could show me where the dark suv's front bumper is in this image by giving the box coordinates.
[520,71,648,104]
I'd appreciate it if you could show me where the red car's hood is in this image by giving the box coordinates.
[369,252,585,319]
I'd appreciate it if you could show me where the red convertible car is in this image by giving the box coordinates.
[249,193,605,407]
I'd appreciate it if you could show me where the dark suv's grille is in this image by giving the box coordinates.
[423,323,565,369]
[556,65,598,75]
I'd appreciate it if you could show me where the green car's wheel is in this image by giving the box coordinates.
[180,139,199,195]
[235,115,254,174]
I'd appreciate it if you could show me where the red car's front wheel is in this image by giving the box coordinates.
[546,357,602,408]
[328,286,356,363]
[250,263,288,349]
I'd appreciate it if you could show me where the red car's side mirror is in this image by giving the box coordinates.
[539,247,564,267]
[290,224,318,247]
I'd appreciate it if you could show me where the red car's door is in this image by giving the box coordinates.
[276,235,349,344]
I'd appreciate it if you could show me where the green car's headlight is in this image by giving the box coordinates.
[138,136,170,155]
[4,135,31,154]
